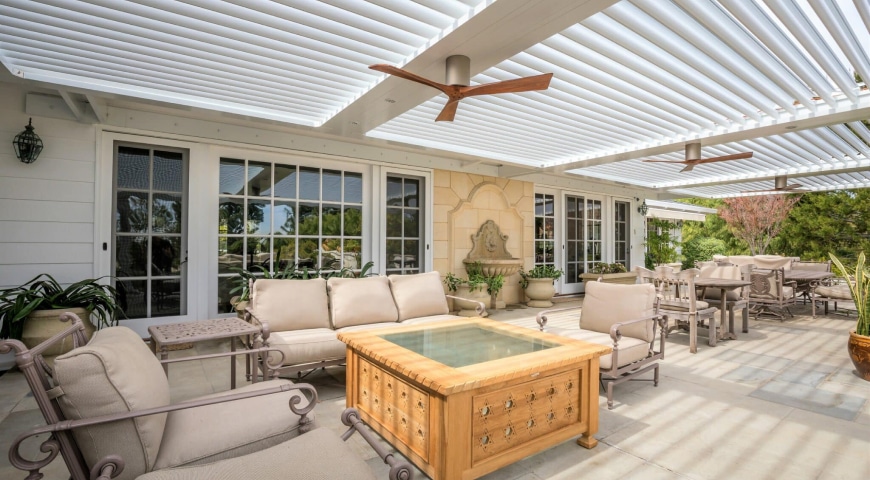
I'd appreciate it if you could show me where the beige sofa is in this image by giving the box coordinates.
[246,271,482,378]
[711,254,797,270]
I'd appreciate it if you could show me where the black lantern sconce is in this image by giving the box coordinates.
[637,198,648,216]
[13,118,44,164]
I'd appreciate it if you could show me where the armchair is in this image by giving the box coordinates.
[749,267,797,320]
[0,313,412,480]
[791,260,832,304]
[536,280,665,409]
[637,266,719,353]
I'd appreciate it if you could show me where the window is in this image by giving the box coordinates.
[614,201,630,269]
[385,175,422,275]
[113,144,187,319]
[216,158,363,313]
[534,193,556,268]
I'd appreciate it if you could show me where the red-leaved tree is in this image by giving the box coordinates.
[718,194,800,255]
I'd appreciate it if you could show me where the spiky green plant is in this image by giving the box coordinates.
[0,274,122,340]
[829,252,870,336]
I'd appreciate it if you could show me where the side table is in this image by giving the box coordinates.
[148,317,262,389]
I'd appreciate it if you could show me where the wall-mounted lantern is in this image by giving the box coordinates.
[637,199,648,216]
[13,118,43,164]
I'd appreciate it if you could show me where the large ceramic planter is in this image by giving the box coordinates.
[848,330,870,381]
[524,278,556,308]
[453,285,490,317]
[579,272,638,285]
[21,307,95,356]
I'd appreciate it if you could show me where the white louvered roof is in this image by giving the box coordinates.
[1,0,869,198]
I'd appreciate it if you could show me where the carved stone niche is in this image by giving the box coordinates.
[462,220,522,277]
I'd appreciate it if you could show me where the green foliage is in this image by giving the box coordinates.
[772,191,870,262]
[645,218,680,268]
[829,252,870,336]
[589,262,627,274]
[230,260,375,304]
[681,237,728,270]
[444,261,502,297]
[0,274,123,340]
[518,265,564,289]
[678,198,747,254]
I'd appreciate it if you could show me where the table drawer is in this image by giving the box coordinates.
[358,358,430,461]
[471,369,580,464]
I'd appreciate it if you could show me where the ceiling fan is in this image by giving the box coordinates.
[641,143,753,172]
[741,175,808,193]
[369,55,553,122]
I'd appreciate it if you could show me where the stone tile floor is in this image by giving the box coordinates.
[1,301,869,479]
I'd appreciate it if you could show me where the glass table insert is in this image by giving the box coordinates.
[378,323,559,368]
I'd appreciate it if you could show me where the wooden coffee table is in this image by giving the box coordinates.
[338,318,611,480]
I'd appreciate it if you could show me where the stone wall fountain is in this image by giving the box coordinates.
[463,220,522,309]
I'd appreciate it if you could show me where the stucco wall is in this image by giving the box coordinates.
[433,170,534,305]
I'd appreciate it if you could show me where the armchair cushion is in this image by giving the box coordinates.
[580,281,656,342]
[139,428,377,480]
[252,278,330,331]
[547,327,651,370]
[54,326,169,479]
[154,379,311,469]
[388,271,449,321]
[815,284,852,300]
[328,276,399,329]
[659,299,712,311]
[264,328,346,367]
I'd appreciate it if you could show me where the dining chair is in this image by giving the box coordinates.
[791,260,832,304]
[748,267,797,320]
[698,264,752,334]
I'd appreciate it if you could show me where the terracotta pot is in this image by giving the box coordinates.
[524,278,556,308]
[848,330,870,381]
[21,307,95,356]
[453,285,490,317]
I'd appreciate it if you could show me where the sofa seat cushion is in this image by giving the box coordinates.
[55,326,170,480]
[336,322,407,334]
[252,278,330,331]
[154,380,311,470]
[815,284,852,300]
[140,428,376,480]
[547,328,650,371]
[265,329,345,367]
[401,314,460,325]
[328,276,399,329]
[388,271,450,321]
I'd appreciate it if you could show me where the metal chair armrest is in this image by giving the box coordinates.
[445,295,487,317]
[535,306,582,331]
[340,408,414,480]
[245,308,270,342]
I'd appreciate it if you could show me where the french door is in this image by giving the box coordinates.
[112,143,189,322]
[563,194,603,294]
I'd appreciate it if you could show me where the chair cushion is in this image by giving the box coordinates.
[699,265,742,301]
[54,326,170,480]
[753,255,793,270]
[580,281,656,342]
[815,284,852,300]
[388,271,450,321]
[252,278,330,331]
[547,327,651,371]
[659,299,711,311]
[265,328,346,367]
[140,428,377,480]
[154,380,311,470]
[328,276,399,329]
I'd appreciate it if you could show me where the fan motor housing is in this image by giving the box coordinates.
[446,55,471,86]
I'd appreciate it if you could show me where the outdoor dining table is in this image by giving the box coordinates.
[694,277,751,341]
[783,269,834,282]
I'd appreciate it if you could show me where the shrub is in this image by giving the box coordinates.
[681,237,727,270]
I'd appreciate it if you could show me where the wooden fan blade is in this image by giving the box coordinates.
[681,163,695,173]
[691,152,753,164]
[435,100,460,122]
[783,183,803,190]
[460,73,553,98]
[369,64,451,94]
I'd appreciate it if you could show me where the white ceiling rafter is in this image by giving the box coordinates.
[0,0,868,198]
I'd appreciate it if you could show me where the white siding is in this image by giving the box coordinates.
[0,83,97,288]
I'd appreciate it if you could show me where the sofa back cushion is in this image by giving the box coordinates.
[388,272,449,321]
[54,326,170,480]
[328,276,399,329]
[252,278,330,331]
[580,281,657,342]
[753,255,793,270]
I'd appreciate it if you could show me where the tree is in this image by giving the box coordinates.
[718,194,800,255]
[772,190,870,262]
[678,198,747,254]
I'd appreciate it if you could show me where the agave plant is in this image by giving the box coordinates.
[0,274,123,340]
[829,252,870,337]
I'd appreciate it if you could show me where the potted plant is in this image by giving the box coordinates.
[0,274,122,355]
[579,262,637,285]
[829,252,870,381]
[444,269,490,317]
[519,265,564,308]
